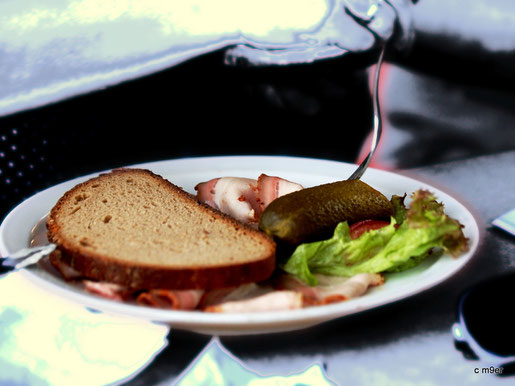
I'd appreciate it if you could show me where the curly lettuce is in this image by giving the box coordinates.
[283,190,469,286]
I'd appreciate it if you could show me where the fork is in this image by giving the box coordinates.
[347,46,385,180]
[0,244,56,277]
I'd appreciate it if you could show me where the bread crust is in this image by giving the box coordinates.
[47,168,276,290]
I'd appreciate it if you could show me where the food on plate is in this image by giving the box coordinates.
[199,272,383,311]
[283,190,469,286]
[195,174,303,226]
[46,168,276,291]
[196,175,468,305]
[349,219,391,240]
[204,290,303,313]
[258,179,394,245]
[43,168,468,313]
[276,272,385,306]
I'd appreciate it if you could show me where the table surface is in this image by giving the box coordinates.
[120,150,515,386]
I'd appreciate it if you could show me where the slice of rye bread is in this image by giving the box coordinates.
[47,168,276,290]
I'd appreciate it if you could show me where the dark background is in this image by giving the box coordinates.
[0,50,376,220]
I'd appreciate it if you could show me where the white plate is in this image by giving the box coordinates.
[0,156,480,335]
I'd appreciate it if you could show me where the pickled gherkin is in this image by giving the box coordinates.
[259,180,393,245]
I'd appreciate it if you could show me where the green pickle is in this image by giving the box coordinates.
[259,180,393,245]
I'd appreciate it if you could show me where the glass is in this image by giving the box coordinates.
[453,271,515,376]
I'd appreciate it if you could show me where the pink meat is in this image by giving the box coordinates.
[277,273,384,306]
[195,174,303,225]
[204,290,303,313]
[195,177,220,208]
[256,174,304,213]
[83,280,134,301]
[201,282,304,312]
[83,279,205,310]
[195,177,260,224]
[136,289,204,310]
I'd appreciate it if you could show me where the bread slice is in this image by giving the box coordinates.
[47,168,276,290]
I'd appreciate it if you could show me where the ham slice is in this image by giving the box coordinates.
[201,282,304,312]
[83,279,204,310]
[194,177,220,209]
[201,271,382,312]
[204,290,303,313]
[79,273,382,311]
[195,174,303,225]
[136,289,204,310]
[83,280,134,301]
[195,177,260,225]
[277,273,384,306]
[256,174,303,213]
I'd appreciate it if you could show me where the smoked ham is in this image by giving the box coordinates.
[277,273,384,306]
[195,174,303,225]
[80,273,383,311]
[83,280,134,301]
[137,289,204,310]
[195,177,260,224]
[256,174,304,212]
[204,290,303,313]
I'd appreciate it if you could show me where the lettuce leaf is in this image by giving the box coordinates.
[282,190,468,286]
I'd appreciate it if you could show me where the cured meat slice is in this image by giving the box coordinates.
[136,289,204,310]
[277,273,384,306]
[195,177,260,224]
[256,174,303,214]
[204,290,303,313]
[83,280,134,301]
[195,174,303,225]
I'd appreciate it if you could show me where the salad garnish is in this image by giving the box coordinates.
[283,190,469,286]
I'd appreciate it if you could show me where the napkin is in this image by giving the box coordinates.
[0,0,413,117]
[492,208,515,237]
[0,272,169,386]
[173,338,336,386]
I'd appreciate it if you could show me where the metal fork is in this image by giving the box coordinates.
[348,46,385,180]
[0,244,56,277]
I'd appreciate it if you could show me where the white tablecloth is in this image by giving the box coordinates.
[0,272,169,386]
